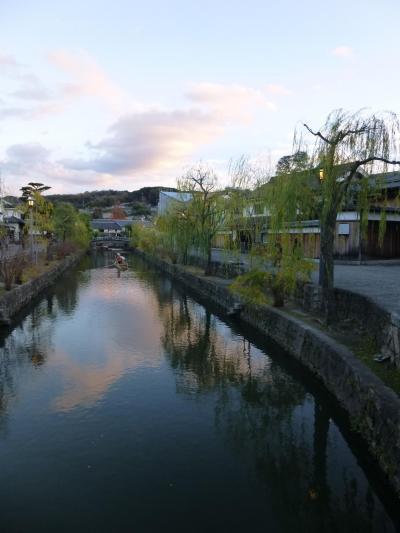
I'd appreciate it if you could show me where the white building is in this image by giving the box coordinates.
[157,191,193,216]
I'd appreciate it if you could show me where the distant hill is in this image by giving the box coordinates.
[6,186,177,209]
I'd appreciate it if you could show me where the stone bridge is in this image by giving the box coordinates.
[91,235,130,248]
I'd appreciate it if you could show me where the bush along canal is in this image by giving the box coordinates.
[0,250,398,533]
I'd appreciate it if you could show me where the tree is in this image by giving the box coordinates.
[178,164,225,275]
[20,184,54,256]
[224,156,268,258]
[20,182,51,200]
[111,205,127,219]
[131,201,151,217]
[53,203,91,247]
[231,171,315,307]
[92,207,103,219]
[276,151,309,175]
[302,109,400,291]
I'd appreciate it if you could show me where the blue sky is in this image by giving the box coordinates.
[0,0,399,194]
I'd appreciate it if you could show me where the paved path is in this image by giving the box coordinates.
[316,264,400,315]
[210,248,400,316]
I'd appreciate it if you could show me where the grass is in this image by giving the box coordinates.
[352,336,400,396]
[273,305,400,396]
[21,259,60,284]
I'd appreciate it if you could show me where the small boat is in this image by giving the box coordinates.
[114,261,128,271]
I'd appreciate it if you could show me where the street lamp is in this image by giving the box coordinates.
[27,195,35,263]
[319,168,325,181]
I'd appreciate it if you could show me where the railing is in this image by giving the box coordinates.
[92,235,129,242]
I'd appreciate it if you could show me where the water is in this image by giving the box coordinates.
[0,252,398,533]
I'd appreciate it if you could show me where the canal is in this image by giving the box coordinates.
[0,252,398,532]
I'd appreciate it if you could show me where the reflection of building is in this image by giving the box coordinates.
[157,191,193,216]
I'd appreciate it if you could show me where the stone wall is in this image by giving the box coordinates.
[300,282,400,367]
[0,251,86,325]
[134,249,400,497]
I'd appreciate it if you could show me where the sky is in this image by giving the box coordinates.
[0,0,399,195]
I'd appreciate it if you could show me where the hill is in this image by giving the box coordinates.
[5,186,177,209]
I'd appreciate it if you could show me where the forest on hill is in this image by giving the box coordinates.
[5,186,177,209]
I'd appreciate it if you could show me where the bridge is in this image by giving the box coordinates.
[91,235,130,248]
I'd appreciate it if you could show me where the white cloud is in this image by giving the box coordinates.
[1,142,113,194]
[265,84,291,96]
[332,46,354,58]
[11,73,50,101]
[48,49,133,113]
[186,82,276,120]
[61,107,222,174]
[61,81,277,176]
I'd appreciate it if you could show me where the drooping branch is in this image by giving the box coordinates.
[303,124,333,145]
[340,156,400,196]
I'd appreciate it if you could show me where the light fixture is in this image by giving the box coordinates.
[319,168,324,181]
[28,195,34,207]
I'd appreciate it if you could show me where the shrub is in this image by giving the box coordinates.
[0,252,28,290]
[56,241,77,259]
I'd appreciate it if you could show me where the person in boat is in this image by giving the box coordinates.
[114,253,128,270]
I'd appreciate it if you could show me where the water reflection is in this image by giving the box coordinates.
[160,289,396,533]
[0,253,396,532]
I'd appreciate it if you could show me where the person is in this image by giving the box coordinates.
[114,253,128,273]
[115,252,125,265]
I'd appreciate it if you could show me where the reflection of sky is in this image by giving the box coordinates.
[49,268,163,411]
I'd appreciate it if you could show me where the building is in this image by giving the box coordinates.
[91,219,132,236]
[157,191,193,216]
[214,170,400,259]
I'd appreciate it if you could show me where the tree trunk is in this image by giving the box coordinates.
[318,210,336,290]
[205,241,212,275]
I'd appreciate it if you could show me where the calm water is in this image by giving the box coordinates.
[0,252,398,533]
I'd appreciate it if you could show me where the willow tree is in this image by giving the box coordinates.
[231,169,315,306]
[156,204,193,264]
[302,109,400,290]
[178,164,225,275]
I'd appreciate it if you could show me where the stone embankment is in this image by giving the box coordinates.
[300,283,400,368]
[134,250,400,497]
[0,251,86,325]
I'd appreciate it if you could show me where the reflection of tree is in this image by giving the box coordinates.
[0,255,88,427]
[53,268,80,314]
[161,293,393,532]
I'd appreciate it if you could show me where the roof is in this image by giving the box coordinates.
[370,171,400,190]
[91,220,125,231]
[159,191,193,202]
[4,216,24,225]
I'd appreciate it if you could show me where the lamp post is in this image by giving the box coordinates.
[28,195,35,263]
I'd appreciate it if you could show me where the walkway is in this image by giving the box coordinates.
[316,264,400,315]
[210,248,400,316]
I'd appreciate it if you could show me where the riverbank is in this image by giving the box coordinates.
[133,249,400,498]
[0,250,87,325]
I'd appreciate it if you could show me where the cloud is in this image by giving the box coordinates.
[11,74,50,101]
[0,101,65,120]
[265,84,291,96]
[62,107,222,174]
[186,82,276,119]
[48,49,131,112]
[60,81,278,177]
[1,141,113,193]
[332,46,354,58]
[0,52,20,68]
[6,143,51,162]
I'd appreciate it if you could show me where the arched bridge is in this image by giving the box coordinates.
[91,235,130,248]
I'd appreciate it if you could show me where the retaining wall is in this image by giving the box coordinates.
[134,249,400,497]
[0,251,86,325]
[300,283,400,367]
